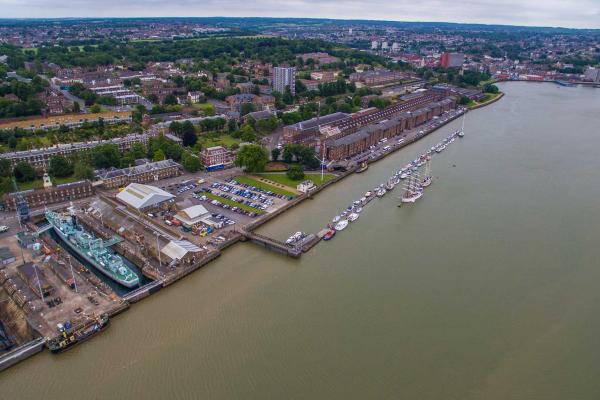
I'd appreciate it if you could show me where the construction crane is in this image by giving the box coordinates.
[11,178,29,224]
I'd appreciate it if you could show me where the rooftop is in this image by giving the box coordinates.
[116,183,175,209]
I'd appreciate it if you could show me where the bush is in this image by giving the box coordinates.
[484,84,499,94]
[13,161,36,182]
[287,165,305,181]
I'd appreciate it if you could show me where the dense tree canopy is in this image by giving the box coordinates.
[48,155,73,178]
[92,143,121,169]
[13,161,36,182]
[235,144,268,173]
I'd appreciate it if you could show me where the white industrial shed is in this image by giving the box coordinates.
[161,240,204,261]
[174,205,211,227]
[116,183,175,210]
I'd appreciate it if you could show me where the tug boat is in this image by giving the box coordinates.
[47,314,109,353]
[356,161,369,173]
[323,229,336,241]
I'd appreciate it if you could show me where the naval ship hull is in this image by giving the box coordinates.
[49,223,140,288]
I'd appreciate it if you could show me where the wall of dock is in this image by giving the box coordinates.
[0,338,45,372]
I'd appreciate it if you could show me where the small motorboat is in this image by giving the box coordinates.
[335,220,349,231]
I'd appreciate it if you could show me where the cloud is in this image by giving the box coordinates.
[1,0,599,29]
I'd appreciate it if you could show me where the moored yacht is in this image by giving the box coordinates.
[334,220,349,231]
[347,213,359,222]
[421,157,432,188]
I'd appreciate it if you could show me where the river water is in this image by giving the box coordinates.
[2,82,600,399]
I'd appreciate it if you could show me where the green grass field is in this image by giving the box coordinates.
[256,173,337,189]
[468,92,503,108]
[201,192,264,214]
[234,176,297,198]
[198,135,240,149]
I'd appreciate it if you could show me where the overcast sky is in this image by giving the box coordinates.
[1,0,600,29]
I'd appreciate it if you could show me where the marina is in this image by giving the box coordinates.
[323,120,465,236]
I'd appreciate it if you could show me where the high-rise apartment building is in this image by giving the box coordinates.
[273,67,296,95]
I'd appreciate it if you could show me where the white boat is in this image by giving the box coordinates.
[385,178,395,191]
[401,174,423,204]
[347,213,359,222]
[421,157,432,188]
[458,113,466,137]
[332,215,341,224]
[354,207,363,213]
[335,220,349,231]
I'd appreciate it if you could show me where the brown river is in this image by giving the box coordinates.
[2,82,600,399]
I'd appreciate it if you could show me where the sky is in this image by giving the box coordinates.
[1,0,600,29]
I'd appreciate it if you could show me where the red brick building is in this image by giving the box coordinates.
[321,97,456,161]
[201,146,234,170]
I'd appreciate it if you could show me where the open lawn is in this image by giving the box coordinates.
[234,175,297,197]
[198,135,240,149]
[201,192,264,215]
[468,92,503,109]
[254,173,337,190]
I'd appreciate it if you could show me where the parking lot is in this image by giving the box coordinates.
[146,175,284,248]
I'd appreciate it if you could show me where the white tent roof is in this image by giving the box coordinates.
[178,205,209,220]
[116,183,174,210]
[161,240,203,260]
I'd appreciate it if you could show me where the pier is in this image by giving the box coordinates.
[554,80,575,87]
[240,230,302,258]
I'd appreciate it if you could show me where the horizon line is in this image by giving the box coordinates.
[0,16,599,31]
